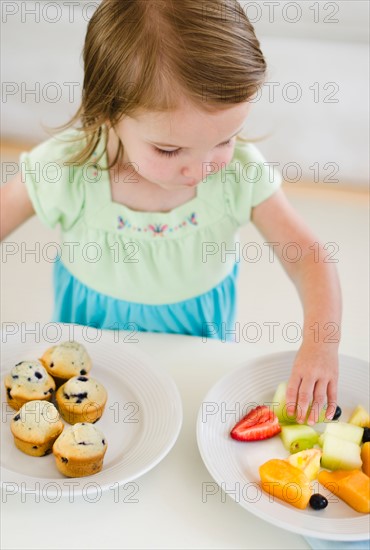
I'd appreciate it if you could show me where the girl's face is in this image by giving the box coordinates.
[111,99,251,191]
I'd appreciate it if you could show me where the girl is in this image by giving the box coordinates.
[0,0,341,424]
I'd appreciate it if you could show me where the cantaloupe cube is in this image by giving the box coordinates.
[259,459,311,509]
[361,442,370,477]
[318,469,370,514]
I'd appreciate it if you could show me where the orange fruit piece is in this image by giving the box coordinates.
[361,442,370,477]
[259,458,311,509]
[318,469,370,514]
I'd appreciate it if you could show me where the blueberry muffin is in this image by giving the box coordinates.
[10,400,64,457]
[39,341,92,386]
[53,422,107,477]
[4,361,56,410]
[56,376,108,424]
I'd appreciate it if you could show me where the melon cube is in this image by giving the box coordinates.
[348,405,370,428]
[272,381,327,424]
[324,422,364,445]
[318,469,370,513]
[321,433,362,470]
[259,459,311,509]
[280,424,318,453]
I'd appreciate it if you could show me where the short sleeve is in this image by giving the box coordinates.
[224,142,282,226]
[20,131,86,231]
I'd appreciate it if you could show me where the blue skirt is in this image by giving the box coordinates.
[52,259,239,341]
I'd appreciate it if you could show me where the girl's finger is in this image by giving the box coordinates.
[325,378,339,420]
[285,376,302,417]
[307,379,327,425]
[295,380,316,424]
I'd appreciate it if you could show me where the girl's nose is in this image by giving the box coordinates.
[181,160,209,183]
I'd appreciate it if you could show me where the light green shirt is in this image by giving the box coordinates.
[21,128,282,305]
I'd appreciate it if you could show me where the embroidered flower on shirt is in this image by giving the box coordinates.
[188,213,198,226]
[118,217,127,229]
[117,213,198,236]
[148,224,169,236]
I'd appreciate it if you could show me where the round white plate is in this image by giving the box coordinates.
[196,351,369,541]
[1,324,182,496]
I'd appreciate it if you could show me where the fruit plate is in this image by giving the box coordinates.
[0,324,182,497]
[196,351,369,541]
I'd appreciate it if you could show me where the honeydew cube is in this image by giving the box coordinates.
[324,422,364,445]
[321,433,362,471]
[317,433,325,447]
[272,381,327,424]
[280,424,318,453]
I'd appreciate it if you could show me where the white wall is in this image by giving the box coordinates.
[1,1,369,187]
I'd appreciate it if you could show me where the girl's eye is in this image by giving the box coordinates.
[154,139,233,158]
[219,139,232,147]
[154,148,181,158]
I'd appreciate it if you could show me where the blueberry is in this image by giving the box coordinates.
[76,392,88,399]
[102,439,105,445]
[332,406,342,421]
[6,388,12,399]
[77,376,88,382]
[310,494,328,510]
[80,369,87,375]
[362,427,370,444]
[27,377,31,382]
[71,392,88,402]
[34,371,43,379]
[32,446,38,449]
[12,374,19,379]
[61,457,68,463]
[48,388,54,394]
[64,392,70,400]
[50,362,54,368]
[13,414,20,421]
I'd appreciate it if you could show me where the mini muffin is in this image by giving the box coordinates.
[56,376,107,424]
[39,341,92,386]
[10,400,64,457]
[53,422,107,477]
[4,361,56,410]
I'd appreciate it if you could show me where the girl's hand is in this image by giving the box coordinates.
[285,344,339,425]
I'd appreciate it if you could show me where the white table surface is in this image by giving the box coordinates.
[1,327,368,550]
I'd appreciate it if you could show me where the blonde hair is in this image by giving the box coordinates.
[49,0,267,168]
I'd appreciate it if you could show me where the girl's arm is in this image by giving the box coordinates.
[0,172,35,240]
[251,188,342,424]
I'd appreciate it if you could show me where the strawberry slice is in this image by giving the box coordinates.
[230,405,281,441]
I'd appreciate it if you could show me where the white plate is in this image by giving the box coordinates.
[196,351,369,541]
[1,324,182,497]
